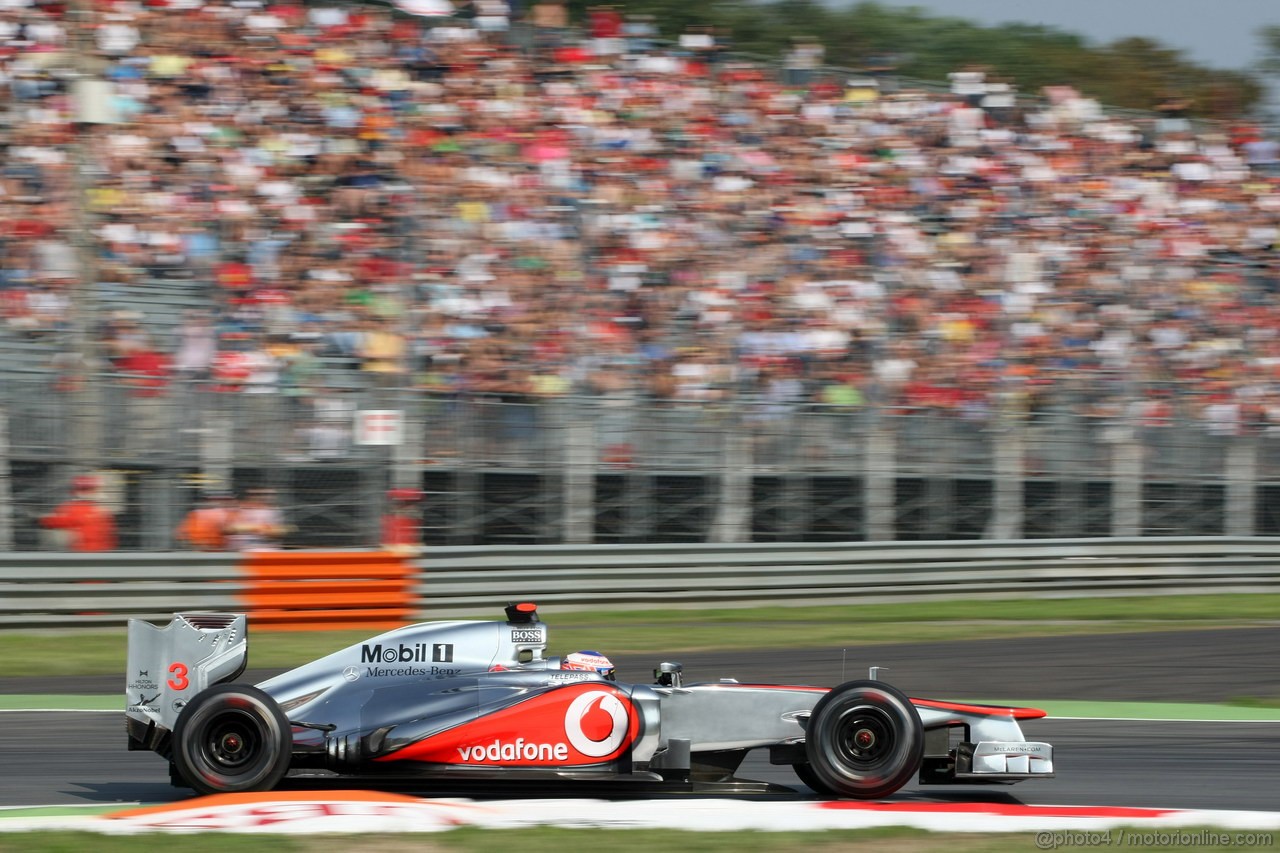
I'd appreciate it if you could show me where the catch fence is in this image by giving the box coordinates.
[3,372,1280,550]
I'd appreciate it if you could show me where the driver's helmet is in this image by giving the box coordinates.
[562,650,616,681]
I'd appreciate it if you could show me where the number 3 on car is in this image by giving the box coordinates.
[167,662,189,691]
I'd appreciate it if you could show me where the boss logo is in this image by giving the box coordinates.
[511,627,545,644]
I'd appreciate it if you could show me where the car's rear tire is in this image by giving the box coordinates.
[804,679,923,799]
[171,683,292,795]
[168,761,189,789]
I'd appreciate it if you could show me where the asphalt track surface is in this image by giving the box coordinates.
[3,628,1279,813]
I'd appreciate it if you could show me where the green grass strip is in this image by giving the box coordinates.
[0,695,118,712]
[0,805,125,819]
[2,594,1278,678]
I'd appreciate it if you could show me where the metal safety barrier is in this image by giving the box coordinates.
[0,551,413,630]
[409,538,1280,612]
[1,538,1279,631]
[0,553,243,629]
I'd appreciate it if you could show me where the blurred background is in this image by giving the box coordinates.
[5,0,1280,550]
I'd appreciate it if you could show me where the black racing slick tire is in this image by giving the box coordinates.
[804,679,924,800]
[792,762,834,796]
[171,683,292,795]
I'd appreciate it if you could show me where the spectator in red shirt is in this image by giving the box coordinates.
[118,335,171,396]
[381,488,423,549]
[216,258,254,296]
[587,5,622,38]
[40,475,117,552]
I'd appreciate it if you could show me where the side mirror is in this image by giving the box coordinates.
[654,661,683,688]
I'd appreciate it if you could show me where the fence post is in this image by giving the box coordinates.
[200,411,234,492]
[563,403,596,544]
[394,394,423,491]
[711,432,751,542]
[0,407,11,551]
[140,472,173,549]
[1225,436,1257,536]
[1112,428,1143,537]
[991,412,1025,539]
[865,421,896,541]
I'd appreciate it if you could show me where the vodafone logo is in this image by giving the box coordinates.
[564,690,629,758]
[381,683,638,766]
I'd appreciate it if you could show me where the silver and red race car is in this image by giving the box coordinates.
[125,604,1053,798]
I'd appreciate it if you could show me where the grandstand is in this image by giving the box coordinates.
[3,0,1280,549]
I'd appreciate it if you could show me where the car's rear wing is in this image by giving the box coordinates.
[126,613,248,748]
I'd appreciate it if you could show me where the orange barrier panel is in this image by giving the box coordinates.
[239,551,416,632]
[247,609,416,632]
[244,565,412,581]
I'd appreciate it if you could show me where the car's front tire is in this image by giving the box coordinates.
[171,683,292,795]
[804,679,923,799]
[792,761,834,795]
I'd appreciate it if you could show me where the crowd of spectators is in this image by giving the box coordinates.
[176,485,287,550]
[5,0,1280,435]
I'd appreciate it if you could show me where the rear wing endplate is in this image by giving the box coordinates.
[125,613,248,734]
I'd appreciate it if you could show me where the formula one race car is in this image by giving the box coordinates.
[125,605,1054,798]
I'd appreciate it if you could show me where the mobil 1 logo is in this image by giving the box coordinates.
[360,642,454,664]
